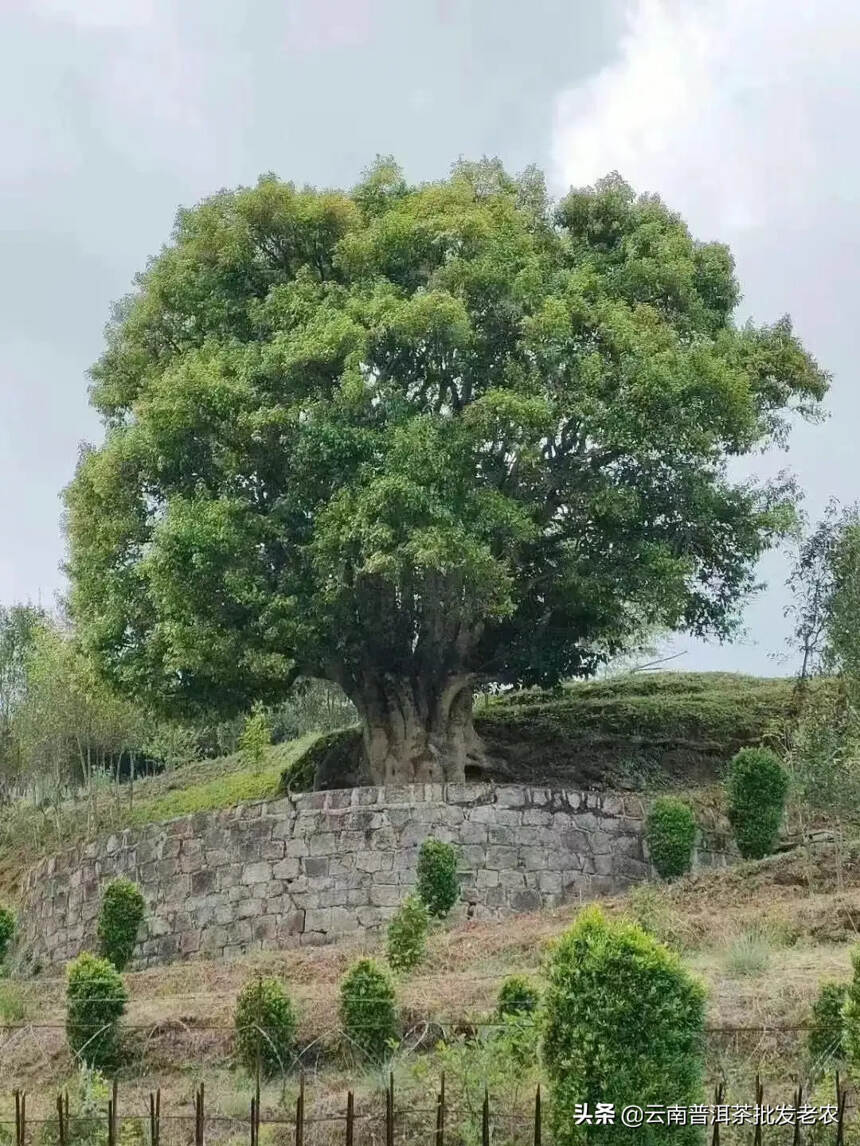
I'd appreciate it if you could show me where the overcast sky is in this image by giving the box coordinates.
[1,0,857,676]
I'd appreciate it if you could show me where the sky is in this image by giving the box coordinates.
[0,0,857,676]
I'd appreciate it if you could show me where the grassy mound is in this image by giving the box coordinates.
[282,672,798,791]
[475,672,797,788]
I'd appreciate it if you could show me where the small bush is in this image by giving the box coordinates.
[66,953,128,1069]
[339,958,397,1062]
[645,797,696,879]
[624,883,690,952]
[727,747,789,859]
[0,981,27,1023]
[809,981,848,1067]
[543,905,705,1146]
[416,838,459,919]
[0,905,15,964]
[37,1066,111,1146]
[234,975,296,1077]
[97,879,145,971]
[723,929,771,977]
[496,975,541,1065]
[496,975,540,1019]
[238,704,272,767]
[387,895,429,973]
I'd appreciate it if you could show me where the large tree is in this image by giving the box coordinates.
[65,159,827,784]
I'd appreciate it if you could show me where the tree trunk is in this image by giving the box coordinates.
[353,675,485,785]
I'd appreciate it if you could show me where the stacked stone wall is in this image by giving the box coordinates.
[18,783,733,971]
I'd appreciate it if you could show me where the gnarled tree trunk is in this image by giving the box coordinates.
[351,674,485,785]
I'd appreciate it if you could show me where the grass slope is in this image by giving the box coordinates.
[0,736,317,899]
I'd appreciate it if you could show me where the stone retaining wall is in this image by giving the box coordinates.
[17,784,733,972]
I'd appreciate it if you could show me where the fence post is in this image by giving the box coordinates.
[385,1072,394,1146]
[482,1087,490,1146]
[295,1072,305,1146]
[836,1075,847,1146]
[195,1082,205,1146]
[533,1085,541,1146]
[346,1091,354,1146]
[753,1076,763,1146]
[255,1065,261,1143]
[149,1091,161,1146]
[57,1094,66,1146]
[712,1082,723,1146]
[107,1097,115,1146]
[14,1090,25,1146]
[435,1073,445,1146]
[792,1084,802,1146]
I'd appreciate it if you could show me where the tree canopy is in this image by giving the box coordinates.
[65,158,828,783]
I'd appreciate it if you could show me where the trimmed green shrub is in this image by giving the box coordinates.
[416,838,459,919]
[727,747,789,859]
[339,958,397,1062]
[239,704,272,767]
[0,906,15,964]
[496,975,541,1065]
[66,953,128,1069]
[543,905,706,1146]
[97,878,145,971]
[645,797,696,879]
[808,981,847,1067]
[386,895,429,973]
[496,975,540,1019]
[234,975,297,1077]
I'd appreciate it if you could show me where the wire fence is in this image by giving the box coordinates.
[1,1073,854,1146]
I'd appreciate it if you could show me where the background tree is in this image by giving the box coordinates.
[15,619,145,813]
[65,159,828,784]
[783,500,852,683]
[783,505,860,841]
[0,603,43,800]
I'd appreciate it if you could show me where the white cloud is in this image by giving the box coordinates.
[552,0,860,672]
[552,0,860,237]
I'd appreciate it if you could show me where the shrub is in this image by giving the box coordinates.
[339,958,397,1062]
[809,981,848,1067]
[723,929,771,977]
[726,747,789,859]
[543,905,705,1146]
[496,975,540,1019]
[0,981,26,1023]
[386,895,429,973]
[645,797,696,879]
[97,879,145,971]
[234,975,297,1077]
[37,1066,111,1146]
[496,975,541,1065]
[624,883,690,952]
[416,838,459,919]
[238,704,272,767]
[0,906,15,964]
[66,953,128,1069]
